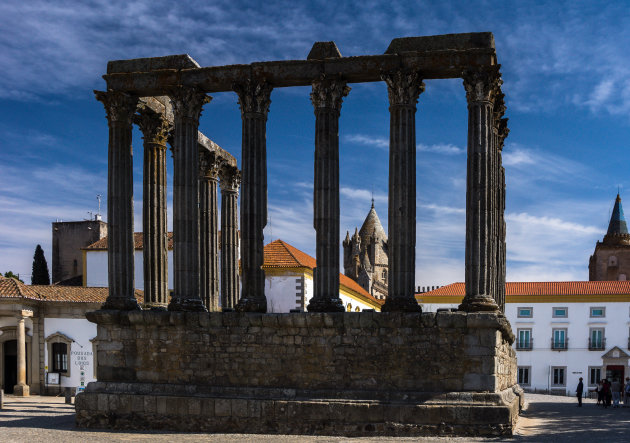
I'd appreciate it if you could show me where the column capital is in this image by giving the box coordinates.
[462,66,502,104]
[169,86,212,123]
[219,165,241,192]
[16,310,33,319]
[233,79,272,117]
[497,117,510,151]
[381,70,425,107]
[94,90,138,125]
[135,106,173,146]
[310,76,351,112]
[199,150,223,179]
[493,91,506,125]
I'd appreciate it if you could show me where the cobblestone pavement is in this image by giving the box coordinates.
[1,393,629,442]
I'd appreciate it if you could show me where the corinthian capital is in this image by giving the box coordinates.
[493,91,506,127]
[233,79,272,117]
[462,66,502,104]
[381,70,425,107]
[94,90,138,126]
[497,118,509,151]
[135,106,172,146]
[310,76,351,112]
[199,150,223,179]
[219,165,241,192]
[169,87,212,123]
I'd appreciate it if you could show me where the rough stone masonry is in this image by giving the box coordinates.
[76,32,522,436]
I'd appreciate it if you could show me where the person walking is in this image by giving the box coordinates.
[624,377,630,407]
[576,377,584,407]
[595,379,603,405]
[611,378,621,408]
[602,379,611,408]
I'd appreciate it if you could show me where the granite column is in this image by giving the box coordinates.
[136,107,171,308]
[219,165,241,309]
[381,70,424,312]
[95,90,140,310]
[199,152,220,311]
[168,87,211,312]
[307,76,350,312]
[460,67,501,312]
[234,80,272,313]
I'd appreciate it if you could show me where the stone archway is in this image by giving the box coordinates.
[0,326,32,392]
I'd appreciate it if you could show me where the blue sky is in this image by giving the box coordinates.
[1,0,630,285]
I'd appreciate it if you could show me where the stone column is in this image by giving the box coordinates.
[13,310,33,396]
[460,67,502,312]
[95,90,140,311]
[381,70,424,312]
[168,87,211,312]
[219,165,241,309]
[307,76,350,312]
[199,151,220,311]
[497,117,509,312]
[234,79,272,313]
[136,106,171,308]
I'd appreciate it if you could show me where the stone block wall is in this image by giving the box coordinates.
[77,311,521,436]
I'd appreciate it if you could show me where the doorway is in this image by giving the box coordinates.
[606,365,625,382]
[3,340,17,394]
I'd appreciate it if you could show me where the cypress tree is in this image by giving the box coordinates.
[31,244,50,285]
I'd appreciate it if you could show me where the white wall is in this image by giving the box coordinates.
[424,300,630,394]
[86,250,174,290]
[43,318,97,389]
[266,274,303,313]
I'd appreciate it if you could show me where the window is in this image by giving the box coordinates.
[552,329,567,350]
[589,367,602,386]
[516,329,532,350]
[382,270,387,283]
[552,367,566,386]
[590,307,605,318]
[346,303,352,312]
[552,307,568,318]
[619,274,627,281]
[589,328,605,350]
[45,332,73,378]
[52,343,68,372]
[517,307,533,318]
[518,366,530,385]
[608,256,618,267]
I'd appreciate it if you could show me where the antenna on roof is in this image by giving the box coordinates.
[96,194,102,221]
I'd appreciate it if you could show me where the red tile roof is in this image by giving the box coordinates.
[419,281,630,296]
[0,276,143,303]
[263,240,382,305]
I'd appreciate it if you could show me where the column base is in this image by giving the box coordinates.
[102,297,140,311]
[168,297,208,312]
[307,297,345,312]
[235,297,267,313]
[145,303,168,311]
[13,384,29,397]
[381,296,422,312]
[459,295,499,312]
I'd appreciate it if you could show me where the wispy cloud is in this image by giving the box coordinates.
[345,134,388,149]
[417,143,463,155]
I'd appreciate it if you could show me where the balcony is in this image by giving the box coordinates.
[588,337,606,351]
[551,338,568,351]
[516,339,533,351]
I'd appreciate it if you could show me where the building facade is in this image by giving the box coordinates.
[342,202,388,300]
[418,281,630,395]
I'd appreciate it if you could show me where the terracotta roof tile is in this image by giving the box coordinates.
[263,240,382,305]
[0,276,41,300]
[418,281,630,297]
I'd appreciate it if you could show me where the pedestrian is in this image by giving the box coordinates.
[602,379,611,408]
[576,377,584,407]
[624,377,630,407]
[611,378,621,408]
[595,379,603,405]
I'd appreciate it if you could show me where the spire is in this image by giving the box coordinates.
[359,202,387,242]
[607,193,629,236]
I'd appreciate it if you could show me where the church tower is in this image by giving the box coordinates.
[589,194,630,281]
[343,201,388,299]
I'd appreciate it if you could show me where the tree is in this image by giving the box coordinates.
[31,244,50,285]
[3,271,24,283]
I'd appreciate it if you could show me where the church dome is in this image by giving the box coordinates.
[359,200,387,242]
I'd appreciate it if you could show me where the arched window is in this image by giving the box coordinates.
[609,256,618,267]
[619,274,627,281]
[347,303,352,312]
[355,306,360,312]
[382,269,387,283]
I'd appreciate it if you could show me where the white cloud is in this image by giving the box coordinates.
[345,134,388,149]
[417,143,463,155]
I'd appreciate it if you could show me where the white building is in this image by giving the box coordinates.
[417,281,630,396]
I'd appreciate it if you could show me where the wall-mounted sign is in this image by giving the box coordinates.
[47,372,60,384]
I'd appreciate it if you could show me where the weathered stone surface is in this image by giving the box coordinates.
[385,32,495,54]
[307,41,342,60]
[107,54,200,74]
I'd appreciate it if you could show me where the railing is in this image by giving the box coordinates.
[588,337,606,350]
[551,338,568,350]
[516,339,533,350]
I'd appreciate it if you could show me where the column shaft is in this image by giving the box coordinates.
[168,87,211,312]
[199,162,220,311]
[95,90,139,311]
[460,68,501,312]
[220,166,241,309]
[381,71,423,312]
[234,80,272,313]
[307,78,349,312]
[137,109,171,307]
[13,315,29,396]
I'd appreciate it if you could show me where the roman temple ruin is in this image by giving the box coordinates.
[76,32,522,436]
